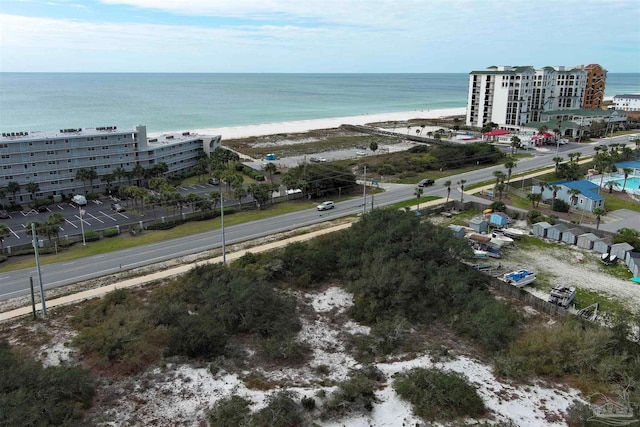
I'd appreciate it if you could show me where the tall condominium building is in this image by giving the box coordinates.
[581,64,607,109]
[466,64,606,128]
[0,125,221,203]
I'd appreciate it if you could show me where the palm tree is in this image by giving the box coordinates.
[457,179,466,203]
[503,160,517,183]
[264,162,277,182]
[370,141,379,153]
[621,167,633,192]
[25,182,40,201]
[102,173,115,194]
[510,135,521,155]
[574,152,582,163]
[233,186,248,207]
[0,223,9,254]
[6,181,20,203]
[527,192,542,208]
[537,180,547,196]
[548,184,562,207]
[443,180,452,203]
[605,180,620,193]
[567,188,582,208]
[567,153,577,163]
[75,168,92,194]
[414,187,423,211]
[493,171,506,185]
[133,164,145,186]
[45,212,65,245]
[592,207,607,230]
[495,183,505,200]
[552,156,563,174]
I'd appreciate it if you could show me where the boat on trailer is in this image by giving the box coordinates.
[578,303,599,321]
[501,269,536,287]
[548,285,576,308]
[501,228,526,239]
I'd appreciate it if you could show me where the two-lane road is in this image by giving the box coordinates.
[0,135,632,301]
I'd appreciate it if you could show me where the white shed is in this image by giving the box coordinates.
[547,223,569,241]
[561,227,583,245]
[532,221,552,238]
[611,242,634,261]
[576,233,599,250]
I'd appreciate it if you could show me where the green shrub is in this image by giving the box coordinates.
[489,201,506,212]
[393,367,486,421]
[208,395,252,427]
[83,230,100,242]
[103,227,119,237]
[323,369,382,418]
[0,340,95,426]
[301,396,316,411]
[165,315,228,358]
[250,390,304,427]
[552,199,570,212]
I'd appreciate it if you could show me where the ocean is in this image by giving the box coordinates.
[0,73,638,133]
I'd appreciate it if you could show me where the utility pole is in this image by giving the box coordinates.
[362,165,367,215]
[221,192,226,264]
[31,223,47,317]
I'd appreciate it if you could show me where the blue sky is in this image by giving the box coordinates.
[1,0,639,72]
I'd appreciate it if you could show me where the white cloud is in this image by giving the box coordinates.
[0,0,638,72]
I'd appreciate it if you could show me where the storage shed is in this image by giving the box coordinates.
[489,212,509,227]
[546,223,569,241]
[610,242,634,261]
[469,217,489,233]
[561,228,582,245]
[576,233,600,250]
[625,252,640,278]
[593,236,613,255]
[448,225,466,238]
[532,221,552,238]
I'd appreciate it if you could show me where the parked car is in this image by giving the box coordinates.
[309,157,320,163]
[558,138,569,145]
[418,178,435,187]
[317,201,335,211]
[356,151,367,157]
[72,194,87,206]
[208,177,220,185]
[0,209,9,219]
[111,203,126,213]
[317,157,328,162]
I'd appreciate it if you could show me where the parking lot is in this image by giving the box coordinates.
[0,181,226,250]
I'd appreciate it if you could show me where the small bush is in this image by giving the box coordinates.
[83,230,100,242]
[552,199,570,212]
[301,396,316,411]
[393,367,486,421]
[103,227,119,237]
[208,395,252,427]
[251,390,304,427]
[323,369,381,418]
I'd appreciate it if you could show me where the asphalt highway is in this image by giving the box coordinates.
[0,135,632,301]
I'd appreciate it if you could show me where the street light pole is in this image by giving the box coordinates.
[31,223,47,317]
[362,165,367,215]
[79,205,86,246]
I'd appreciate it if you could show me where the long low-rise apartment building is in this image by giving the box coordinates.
[0,125,221,203]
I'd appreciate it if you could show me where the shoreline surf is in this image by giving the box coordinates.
[153,107,467,140]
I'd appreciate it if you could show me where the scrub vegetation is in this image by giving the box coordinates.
[3,209,640,424]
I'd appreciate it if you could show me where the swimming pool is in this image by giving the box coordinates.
[601,175,640,195]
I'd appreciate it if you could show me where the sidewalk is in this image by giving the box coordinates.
[1,222,354,322]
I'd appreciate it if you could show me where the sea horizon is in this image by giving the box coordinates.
[1,72,638,134]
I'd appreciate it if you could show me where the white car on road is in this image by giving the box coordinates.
[317,201,335,211]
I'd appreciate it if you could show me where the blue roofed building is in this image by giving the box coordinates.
[615,161,640,176]
[533,180,604,212]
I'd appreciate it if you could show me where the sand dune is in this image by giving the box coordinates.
[161,107,466,140]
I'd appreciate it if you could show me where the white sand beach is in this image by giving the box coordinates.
[170,107,466,140]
